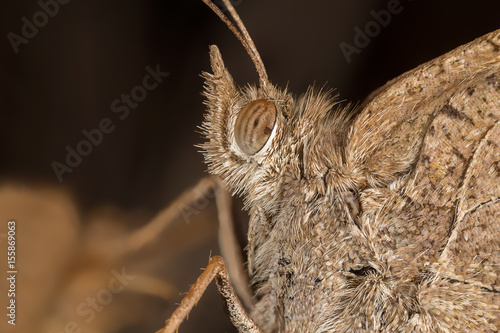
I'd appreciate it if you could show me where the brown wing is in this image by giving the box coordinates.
[349,30,500,330]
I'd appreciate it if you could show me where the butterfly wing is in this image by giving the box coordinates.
[348,30,500,330]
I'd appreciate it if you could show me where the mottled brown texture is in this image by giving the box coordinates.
[199,26,500,332]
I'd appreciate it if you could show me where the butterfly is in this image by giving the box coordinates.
[158,0,500,332]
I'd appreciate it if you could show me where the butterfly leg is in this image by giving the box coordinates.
[119,175,257,331]
[214,178,255,310]
[157,255,262,333]
[122,176,218,253]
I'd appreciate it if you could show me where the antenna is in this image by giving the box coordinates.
[202,0,270,88]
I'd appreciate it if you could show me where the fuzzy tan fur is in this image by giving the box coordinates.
[201,29,500,332]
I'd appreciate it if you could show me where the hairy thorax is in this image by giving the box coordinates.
[250,152,499,332]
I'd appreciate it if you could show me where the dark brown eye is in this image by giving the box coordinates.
[234,99,277,155]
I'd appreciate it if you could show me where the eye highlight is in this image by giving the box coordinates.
[234,99,277,155]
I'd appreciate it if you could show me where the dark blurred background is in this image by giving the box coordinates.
[0,0,499,332]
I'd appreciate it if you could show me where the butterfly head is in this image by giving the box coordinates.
[200,45,293,201]
[199,0,351,209]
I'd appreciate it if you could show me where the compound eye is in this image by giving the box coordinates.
[234,99,277,155]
